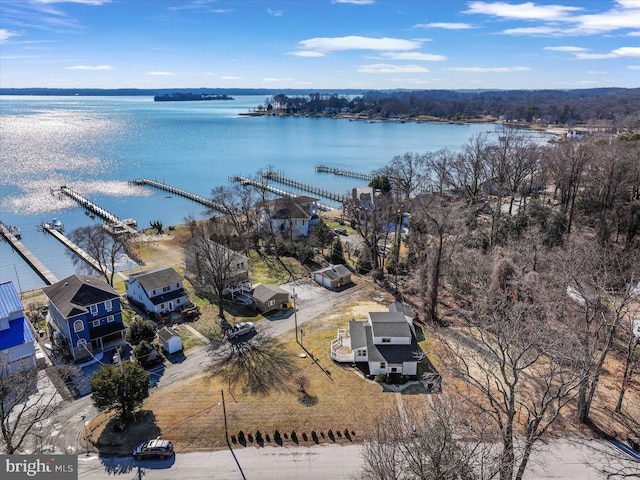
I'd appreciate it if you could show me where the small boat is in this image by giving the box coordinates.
[50,218,64,230]
[11,225,20,232]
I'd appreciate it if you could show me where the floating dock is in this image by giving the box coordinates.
[0,222,58,285]
[130,178,227,212]
[315,165,374,181]
[55,186,137,235]
[229,175,337,212]
[41,223,103,273]
[258,169,347,203]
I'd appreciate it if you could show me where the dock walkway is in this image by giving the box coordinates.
[56,186,137,235]
[259,169,347,203]
[229,175,337,212]
[0,222,58,285]
[315,164,374,181]
[42,224,102,273]
[130,178,227,212]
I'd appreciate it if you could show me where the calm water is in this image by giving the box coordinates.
[1,95,502,292]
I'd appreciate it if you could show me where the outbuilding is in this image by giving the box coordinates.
[250,284,291,313]
[157,327,182,354]
[313,264,352,290]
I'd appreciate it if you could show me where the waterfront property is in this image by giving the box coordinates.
[0,281,37,374]
[331,302,420,378]
[126,266,189,315]
[43,275,126,362]
[257,195,320,237]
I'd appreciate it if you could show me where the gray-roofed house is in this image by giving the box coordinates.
[43,274,126,362]
[250,284,291,313]
[331,302,420,377]
[258,195,319,237]
[313,264,352,289]
[0,281,36,374]
[126,266,189,315]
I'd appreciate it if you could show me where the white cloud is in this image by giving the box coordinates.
[544,46,590,52]
[297,36,422,53]
[146,71,175,76]
[444,66,531,73]
[288,50,326,57]
[34,0,111,4]
[220,75,243,80]
[629,65,640,70]
[628,31,640,36]
[588,71,608,74]
[414,22,475,30]
[262,77,294,82]
[0,29,20,44]
[65,64,113,70]
[332,0,375,4]
[465,1,581,21]
[380,52,447,61]
[575,46,640,59]
[267,8,283,17]
[357,63,429,73]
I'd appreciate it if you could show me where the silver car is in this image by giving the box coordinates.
[227,321,256,339]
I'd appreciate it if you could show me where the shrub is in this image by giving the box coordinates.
[311,431,319,443]
[291,431,298,444]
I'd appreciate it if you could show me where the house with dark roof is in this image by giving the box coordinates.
[331,302,420,377]
[249,283,291,313]
[313,264,352,290]
[258,195,319,237]
[126,266,189,315]
[0,281,36,374]
[43,275,126,363]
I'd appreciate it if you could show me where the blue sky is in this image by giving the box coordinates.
[1,0,639,90]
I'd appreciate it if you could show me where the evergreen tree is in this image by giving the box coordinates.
[330,237,345,265]
[90,362,150,420]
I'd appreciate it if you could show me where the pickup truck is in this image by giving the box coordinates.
[226,321,256,339]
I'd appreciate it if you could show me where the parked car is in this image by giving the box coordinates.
[133,439,174,460]
[334,227,348,236]
[227,321,256,339]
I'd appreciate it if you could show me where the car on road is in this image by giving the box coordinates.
[133,439,174,460]
[334,227,348,236]
[226,321,256,339]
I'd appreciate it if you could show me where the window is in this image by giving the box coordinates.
[391,367,398,373]
[152,290,156,296]
[382,338,391,343]
[268,300,276,307]
[89,304,98,315]
[176,283,179,288]
[107,315,114,323]
[163,286,170,292]
[105,299,112,311]
[176,298,181,304]
[73,320,84,332]
[380,362,386,369]
[357,349,366,356]
[92,320,101,327]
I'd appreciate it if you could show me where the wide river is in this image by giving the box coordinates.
[1,95,508,292]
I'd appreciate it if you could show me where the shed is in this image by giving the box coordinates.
[313,264,352,289]
[250,284,291,313]
[157,327,182,354]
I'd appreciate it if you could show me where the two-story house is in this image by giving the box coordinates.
[331,302,420,377]
[258,195,319,238]
[0,281,36,374]
[43,274,126,363]
[126,266,189,315]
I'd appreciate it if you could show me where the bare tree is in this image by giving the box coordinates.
[183,222,249,320]
[208,184,260,254]
[375,152,431,200]
[407,194,465,323]
[358,396,497,480]
[441,269,581,480]
[449,132,491,204]
[615,308,640,413]
[0,361,73,454]
[68,225,131,286]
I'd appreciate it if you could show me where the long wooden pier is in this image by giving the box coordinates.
[56,186,137,235]
[315,164,374,181]
[229,175,337,212]
[130,178,227,212]
[258,169,347,203]
[42,223,103,273]
[0,222,58,285]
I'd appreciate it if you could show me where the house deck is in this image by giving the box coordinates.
[330,328,354,362]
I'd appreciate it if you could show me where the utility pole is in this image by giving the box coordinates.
[292,286,299,344]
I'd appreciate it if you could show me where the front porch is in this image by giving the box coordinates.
[330,328,354,363]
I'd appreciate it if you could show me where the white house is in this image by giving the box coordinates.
[126,267,190,315]
[258,195,319,237]
[331,302,420,377]
[0,281,36,374]
[313,264,352,289]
